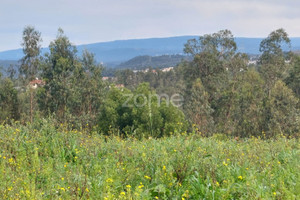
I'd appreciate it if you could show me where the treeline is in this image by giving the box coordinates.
[1,27,104,128]
[116,29,299,137]
[0,27,299,138]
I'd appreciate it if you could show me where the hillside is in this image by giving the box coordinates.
[117,54,192,69]
[1,36,300,67]
[0,60,19,76]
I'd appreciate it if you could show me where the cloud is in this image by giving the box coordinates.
[0,0,299,51]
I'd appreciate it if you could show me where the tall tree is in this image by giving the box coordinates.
[20,26,42,80]
[184,29,237,59]
[267,80,299,136]
[215,69,265,137]
[66,50,105,127]
[20,26,42,123]
[184,78,214,135]
[259,28,291,90]
[38,28,78,121]
[183,30,240,121]
[285,55,300,97]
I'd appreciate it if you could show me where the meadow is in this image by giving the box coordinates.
[0,120,299,200]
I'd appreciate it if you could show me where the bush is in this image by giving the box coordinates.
[98,83,188,138]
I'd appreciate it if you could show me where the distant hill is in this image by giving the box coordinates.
[117,54,192,69]
[0,60,19,76]
[1,36,300,68]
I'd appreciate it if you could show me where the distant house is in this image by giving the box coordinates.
[162,67,173,72]
[248,60,257,65]
[115,84,124,89]
[102,76,116,81]
[109,84,125,91]
[28,78,45,89]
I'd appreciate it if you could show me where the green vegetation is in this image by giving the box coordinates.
[99,83,187,138]
[0,27,299,137]
[0,26,299,199]
[0,121,299,199]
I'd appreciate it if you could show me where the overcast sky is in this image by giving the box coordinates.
[0,0,300,51]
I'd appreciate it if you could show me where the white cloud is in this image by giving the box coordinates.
[0,0,300,51]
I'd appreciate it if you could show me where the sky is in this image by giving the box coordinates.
[0,0,300,51]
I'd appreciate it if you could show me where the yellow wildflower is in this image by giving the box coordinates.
[106,178,113,183]
[138,182,144,189]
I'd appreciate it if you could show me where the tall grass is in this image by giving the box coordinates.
[0,120,299,199]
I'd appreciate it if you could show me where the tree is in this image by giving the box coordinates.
[0,77,19,122]
[184,29,237,59]
[183,30,240,118]
[66,50,105,127]
[266,80,299,136]
[184,79,214,135]
[19,26,42,123]
[98,83,187,138]
[285,55,300,97]
[259,29,291,89]
[20,26,42,80]
[38,28,78,121]
[214,69,265,137]
[259,28,291,64]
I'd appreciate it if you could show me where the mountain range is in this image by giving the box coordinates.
[1,36,300,68]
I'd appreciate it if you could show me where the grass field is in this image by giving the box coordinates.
[0,120,299,199]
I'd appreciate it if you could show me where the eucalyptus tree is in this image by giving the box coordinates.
[38,28,78,121]
[20,26,42,123]
[20,25,42,80]
[259,28,291,90]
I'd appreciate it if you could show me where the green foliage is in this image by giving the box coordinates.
[259,28,291,65]
[184,78,214,135]
[285,55,300,97]
[184,29,237,59]
[37,29,104,127]
[259,29,292,89]
[38,28,78,119]
[20,25,42,80]
[215,69,265,137]
[0,122,299,199]
[0,77,19,122]
[99,83,187,138]
[266,80,299,136]
[2,27,299,138]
